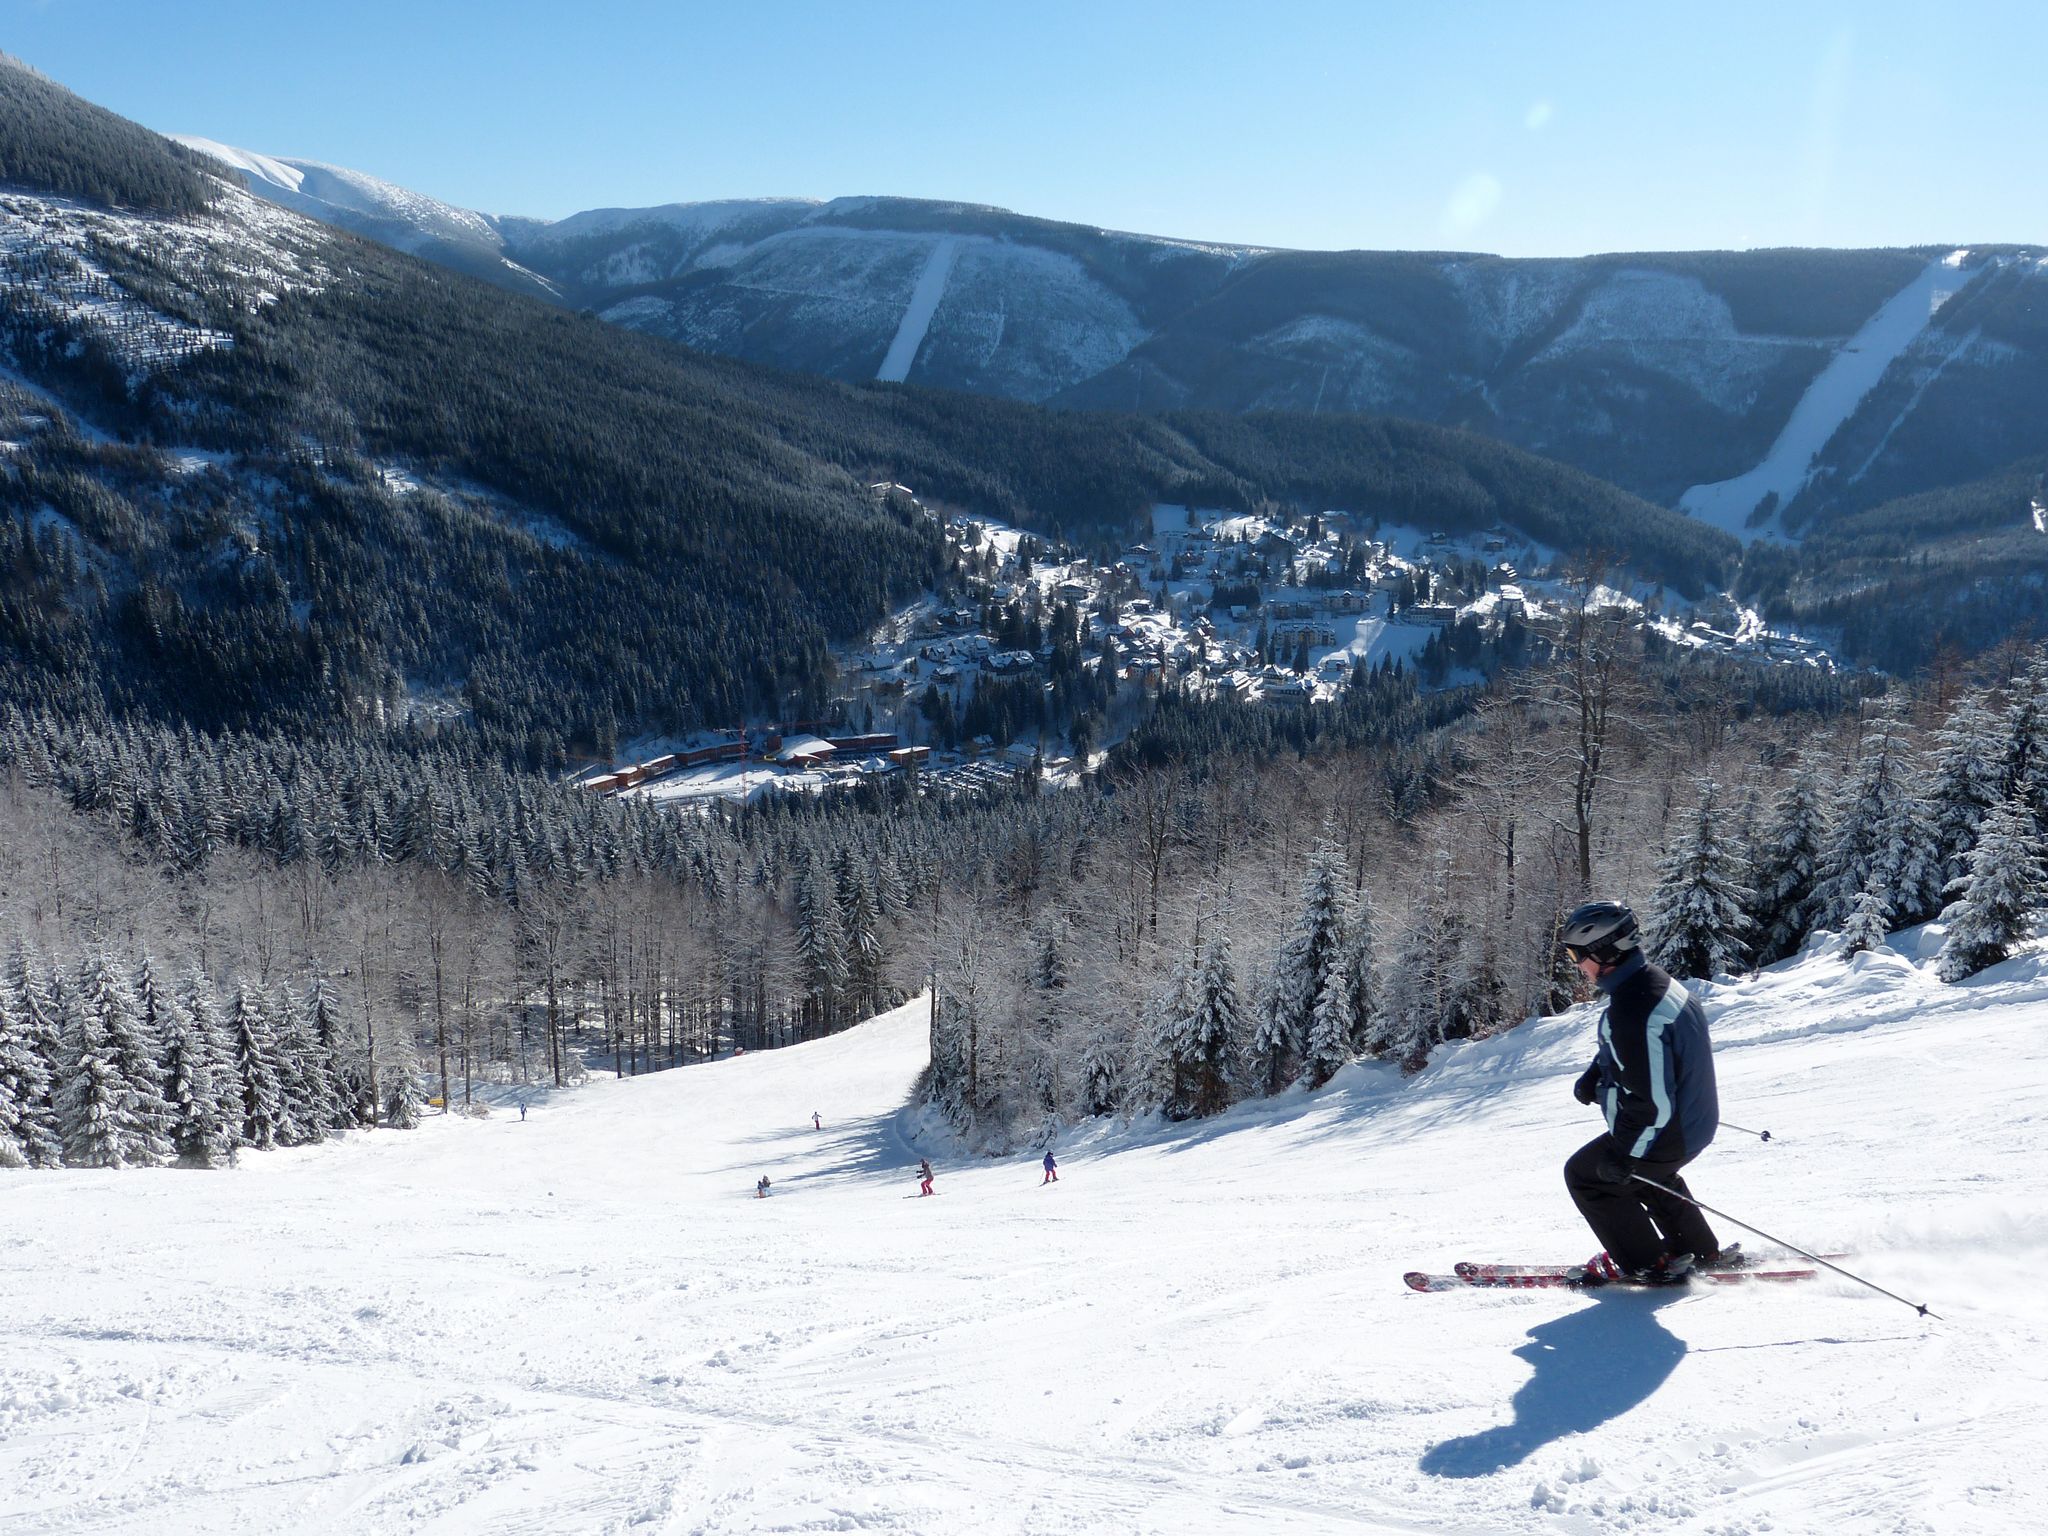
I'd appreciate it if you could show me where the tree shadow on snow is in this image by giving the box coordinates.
[1418,1289,1689,1479]
[708,1103,930,1189]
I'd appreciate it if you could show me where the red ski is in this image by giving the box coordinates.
[1405,1265,1821,1292]
[1404,1245,1837,1293]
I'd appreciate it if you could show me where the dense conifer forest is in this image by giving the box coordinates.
[8,612,2047,1165]
[0,55,212,216]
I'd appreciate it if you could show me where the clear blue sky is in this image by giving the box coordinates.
[7,0,2042,254]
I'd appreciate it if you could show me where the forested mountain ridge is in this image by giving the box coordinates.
[0,52,213,215]
[1737,457,2048,674]
[0,61,1733,759]
[180,132,2048,523]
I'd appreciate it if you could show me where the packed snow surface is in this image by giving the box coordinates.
[4,931,2044,1533]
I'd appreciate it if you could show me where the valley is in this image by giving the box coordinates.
[3,39,2047,1536]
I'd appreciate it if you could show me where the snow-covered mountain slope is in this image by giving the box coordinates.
[4,930,2042,1533]
[187,134,2048,519]
[171,136,560,301]
[1680,250,1990,540]
[0,179,330,389]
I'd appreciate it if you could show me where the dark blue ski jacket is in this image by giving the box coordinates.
[1586,952,1719,1164]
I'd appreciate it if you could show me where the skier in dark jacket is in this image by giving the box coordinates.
[1041,1150,1058,1184]
[1560,900,1721,1284]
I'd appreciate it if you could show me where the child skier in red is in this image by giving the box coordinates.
[1042,1150,1058,1184]
[918,1157,935,1196]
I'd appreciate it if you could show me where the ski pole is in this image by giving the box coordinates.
[1719,1120,1772,1142]
[1629,1174,1938,1320]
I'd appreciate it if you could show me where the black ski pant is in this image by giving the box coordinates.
[1564,1135,1720,1273]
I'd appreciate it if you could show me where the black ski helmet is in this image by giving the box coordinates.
[1559,900,1641,964]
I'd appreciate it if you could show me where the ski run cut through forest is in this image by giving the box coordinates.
[2,920,2044,1535]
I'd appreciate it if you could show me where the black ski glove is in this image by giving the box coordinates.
[1573,1064,1602,1105]
[1593,1146,1639,1185]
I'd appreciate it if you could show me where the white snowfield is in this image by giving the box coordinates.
[4,930,2045,1534]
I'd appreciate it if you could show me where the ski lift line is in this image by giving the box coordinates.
[1629,1174,1938,1320]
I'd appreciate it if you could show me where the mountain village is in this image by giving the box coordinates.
[588,482,1840,805]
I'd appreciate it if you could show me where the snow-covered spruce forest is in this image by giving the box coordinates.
[5,599,2047,1169]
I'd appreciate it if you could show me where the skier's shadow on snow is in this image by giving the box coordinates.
[1419,1290,1688,1479]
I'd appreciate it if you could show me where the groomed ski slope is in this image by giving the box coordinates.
[1678,250,1980,542]
[3,929,2045,1535]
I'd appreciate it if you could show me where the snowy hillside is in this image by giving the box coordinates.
[0,179,328,387]
[165,121,2048,520]
[172,136,560,299]
[4,928,2042,1534]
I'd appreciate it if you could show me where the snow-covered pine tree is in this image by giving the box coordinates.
[1186,920,1246,1114]
[841,872,884,1019]
[1748,764,1830,965]
[57,962,131,1168]
[1340,892,1380,1056]
[384,1049,424,1129]
[1999,650,2048,832]
[228,982,291,1150]
[1268,835,1354,1070]
[271,984,340,1142]
[176,968,239,1154]
[1864,762,1945,929]
[0,952,59,1168]
[1937,795,2047,982]
[303,975,368,1130]
[1927,690,2007,886]
[1369,846,1471,1069]
[1151,922,1241,1119]
[1076,1023,1126,1117]
[1840,885,1893,956]
[159,983,234,1167]
[1026,920,1069,1120]
[792,859,847,1031]
[0,983,29,1167]
[1302,961,1355,1089]
[1814,707,1911,930]
[1241,962,1297,1096]
[70,951,171,1166]
[132,953,172,1041]
[875,857,911,922]
[928,913,991,1130]
[1646,779,1752,980]
[4,943,66,1167]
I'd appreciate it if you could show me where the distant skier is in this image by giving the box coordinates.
[518,1102,527,1122]
[813,1111,823,1131]
[917,1157,935,1197]
[1559,900,1722,1285]
[1041,1150,1058,1185]
[756,1175,772,1199]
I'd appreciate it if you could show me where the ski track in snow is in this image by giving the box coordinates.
[876,236,963,383]
[4,932,2046,1534]
[1679,251,1984,540]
